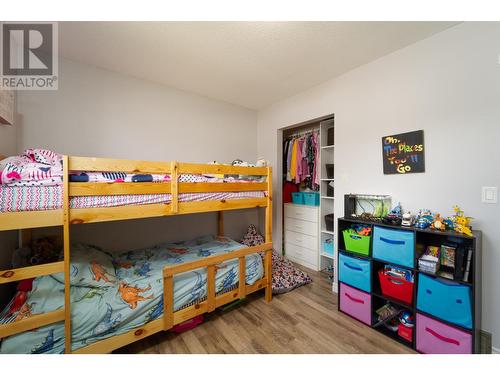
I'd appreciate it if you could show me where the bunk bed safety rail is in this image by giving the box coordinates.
[162,242,273,330]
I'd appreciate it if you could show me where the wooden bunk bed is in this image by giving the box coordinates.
[0,155,273,354]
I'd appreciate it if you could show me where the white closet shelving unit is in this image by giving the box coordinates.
[318,118,336,292]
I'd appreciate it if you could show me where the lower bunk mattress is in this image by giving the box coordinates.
[0,235,263,353]
[0,185,265,213]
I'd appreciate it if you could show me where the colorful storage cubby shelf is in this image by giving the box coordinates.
[337,217,482,354]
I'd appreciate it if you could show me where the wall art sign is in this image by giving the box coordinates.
[382,130,425,174]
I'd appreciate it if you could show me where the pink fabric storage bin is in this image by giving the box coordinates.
[339,283,371,325]
[416,314,472,354]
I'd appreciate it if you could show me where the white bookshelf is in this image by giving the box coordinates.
[318,118,336,293]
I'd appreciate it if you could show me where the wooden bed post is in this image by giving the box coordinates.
[265,166,273,302]
[62,155,72,353]
[217,211,224,236]
[170,161,178,213]
[163,272,174,330]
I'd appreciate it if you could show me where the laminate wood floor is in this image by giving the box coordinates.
[115,264,415,354]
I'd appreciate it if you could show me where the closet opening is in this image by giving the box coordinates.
[277,114,336,292]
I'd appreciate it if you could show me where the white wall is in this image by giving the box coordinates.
[0,123,16,156]
[257,22,500,349]
[15,58,260,251]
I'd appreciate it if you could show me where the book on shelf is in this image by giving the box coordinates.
[440,244,456,275]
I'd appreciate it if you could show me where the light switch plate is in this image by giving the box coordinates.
[482,186,498,204]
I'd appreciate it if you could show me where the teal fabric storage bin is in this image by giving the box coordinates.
[303,192,319,206]
[339,252,371,292]
[417,274,472,329]
[372,226,414,268]
[323,238,334,256]
[291,192,304,204]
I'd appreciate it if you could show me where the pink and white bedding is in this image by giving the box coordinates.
[0,149,266,213]
[0,185,265,213]
[0,149,63,187]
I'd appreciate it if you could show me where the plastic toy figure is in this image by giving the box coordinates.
[452,205,473,236]
[431,213,446,231]
[414,209,434,229]
[401,211,414,227]
[384,202,402,225]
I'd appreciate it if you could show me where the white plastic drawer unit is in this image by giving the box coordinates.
[285,243,318,270]
[284,203,319,270]
[284,217,318,236]
[284,230,318,250]
[284,204,318,223]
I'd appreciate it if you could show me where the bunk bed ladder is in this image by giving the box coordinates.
[0,156,71,352]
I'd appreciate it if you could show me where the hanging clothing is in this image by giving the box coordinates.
[312,132,320,186]
[289,139,298,180]
[283,130,320,191]
[283,181,299,203]
[295,138,303,184]
[286,138,294,181]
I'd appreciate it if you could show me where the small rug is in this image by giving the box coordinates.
[241,225,312,294]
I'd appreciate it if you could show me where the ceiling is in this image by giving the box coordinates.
[59,22,459,110]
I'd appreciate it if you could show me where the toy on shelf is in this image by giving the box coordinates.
[383,202,403,225]
[398,310,414,343]
[401,211,414,227]
[414,209,434,229]
[373,303,402,329]
[418,246,441,274]
[449,205,473,237]
[430,213,446,231]
[352,224,372,236]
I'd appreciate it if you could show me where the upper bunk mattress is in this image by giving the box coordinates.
[0,185,266,213]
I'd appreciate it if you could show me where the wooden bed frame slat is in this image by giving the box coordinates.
[69,204,172,224]
[177,198,268,215]
[170,161,179,214]
[163,243,272,277]
[62,155,72,353]
[0,261,64,284]
[179,182,267,193]
[178,162,268,176]
[0,308,65,339]
[69,156,172,174]
[69,182,172,196]
[238,257,246,299]
[0,210,63,231]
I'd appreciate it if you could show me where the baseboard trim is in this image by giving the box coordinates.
[492,346,500,354]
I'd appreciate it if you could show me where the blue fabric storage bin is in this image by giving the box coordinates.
[372,226,415,268]
[417,274,472,329]
[303,192,319,206]
[339,252,371,292]
[291,192,304,204]
[323,238,334,256]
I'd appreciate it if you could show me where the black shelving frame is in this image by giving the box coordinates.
[337,216,482,353]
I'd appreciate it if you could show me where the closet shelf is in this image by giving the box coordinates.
[320,178,334,181]
[321,196,334,200]
[321,145,335,150]
[321,230,335,235]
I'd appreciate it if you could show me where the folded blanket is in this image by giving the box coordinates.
[0,149,63,187]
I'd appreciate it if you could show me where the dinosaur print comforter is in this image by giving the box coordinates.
[0,235,263,354]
